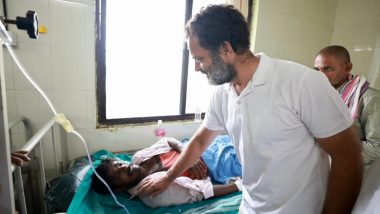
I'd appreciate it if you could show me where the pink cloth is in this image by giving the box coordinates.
[340,74,369,119]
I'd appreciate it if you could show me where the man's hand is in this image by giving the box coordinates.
[135,173,173,197]
[188,158,208,180]
[11,150,30,166]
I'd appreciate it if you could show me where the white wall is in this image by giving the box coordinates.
[253,0,380,90]
[4,0,97,169]
[253,0,338,67]
[331,0,380,90]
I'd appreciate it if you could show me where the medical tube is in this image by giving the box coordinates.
[72,130,130,214]
[5,43,58,115]
[4,43,130,214]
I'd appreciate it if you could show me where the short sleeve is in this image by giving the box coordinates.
[298,71,353,138]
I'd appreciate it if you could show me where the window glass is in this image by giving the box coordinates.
[106,1,185,119]
[102,0,227,122]
[185,0,224,114]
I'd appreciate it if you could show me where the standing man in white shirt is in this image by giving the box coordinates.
[137,5,363,214]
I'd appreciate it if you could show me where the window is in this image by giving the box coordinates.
[96,0,252,125]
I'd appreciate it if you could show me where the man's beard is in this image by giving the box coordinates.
[201,52,236,85]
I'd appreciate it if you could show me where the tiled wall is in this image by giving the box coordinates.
[331,0,380,90]
[253,0,380,90]
[4,0,97,168]
[253,0,338,66]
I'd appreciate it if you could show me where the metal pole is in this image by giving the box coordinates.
[15,167,27,214]
[0,32,16,213]
[36,143,48,214]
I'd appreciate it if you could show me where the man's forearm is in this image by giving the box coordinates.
[316,125,364,213]
[322,158,363,213]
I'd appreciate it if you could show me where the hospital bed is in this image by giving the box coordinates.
[61,149,242,214]
[11,116,380,214]
[6,115,242,213]
[63,150,380,214]
[45,135,243,213]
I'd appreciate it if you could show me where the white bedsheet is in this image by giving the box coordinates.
[352,158,380,214]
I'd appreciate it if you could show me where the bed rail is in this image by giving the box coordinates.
[9,118,66,214]
[8,117,32,158]
[8,117,33,214]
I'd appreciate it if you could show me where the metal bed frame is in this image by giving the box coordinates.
[0,18,69,212]
[16,117,66,214]
[2,115,67,214]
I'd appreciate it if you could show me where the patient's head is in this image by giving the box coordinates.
[91,158,143,194]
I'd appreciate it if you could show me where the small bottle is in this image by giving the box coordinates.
[194,108,202,122]
[154,120,166,139]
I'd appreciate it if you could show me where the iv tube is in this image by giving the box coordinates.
[4,43,130,214]
[5,43,58,115]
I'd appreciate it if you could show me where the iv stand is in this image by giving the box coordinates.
[0,20,16,213]
[0,10,38,213]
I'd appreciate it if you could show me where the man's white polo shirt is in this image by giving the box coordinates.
[204,53,353,214]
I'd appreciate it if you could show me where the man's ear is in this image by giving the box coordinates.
[345,62,353,73]
[219,41,235,62]
[220,41,233,54]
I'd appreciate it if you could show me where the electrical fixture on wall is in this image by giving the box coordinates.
[3,10,39,39]
[0,10,39,46]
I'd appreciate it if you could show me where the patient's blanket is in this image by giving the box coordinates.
[128,171,214,208]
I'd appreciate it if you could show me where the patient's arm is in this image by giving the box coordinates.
[212,182,240,198]
[188,158,208,180]
[167,138,185,153]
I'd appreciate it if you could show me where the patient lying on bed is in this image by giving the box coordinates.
[91,137,242,208]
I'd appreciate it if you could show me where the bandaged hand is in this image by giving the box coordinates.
[188,158,208,180]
